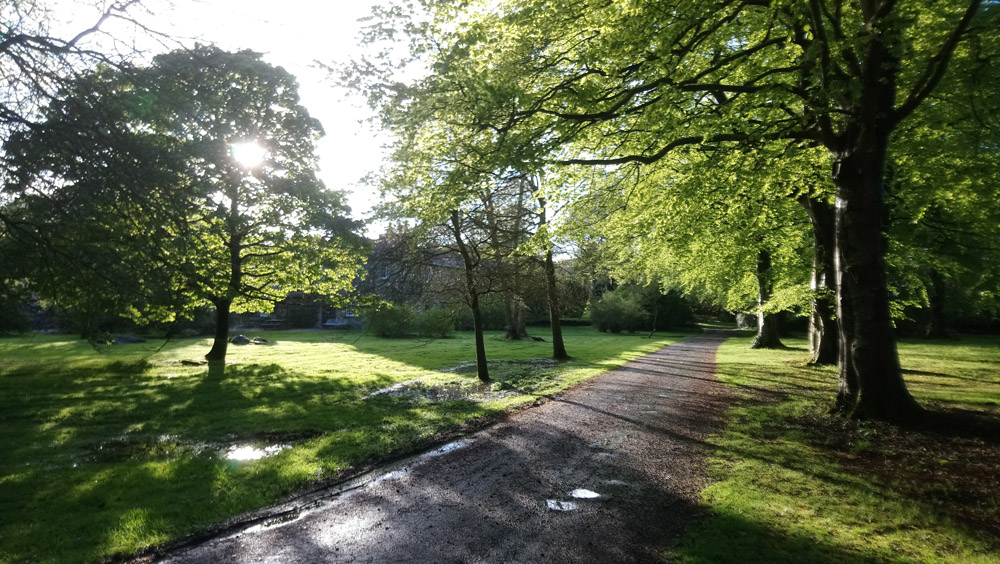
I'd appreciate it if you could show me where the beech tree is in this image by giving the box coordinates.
[4,46,365,359]
[358,0,993,420]
[560,147,812,349]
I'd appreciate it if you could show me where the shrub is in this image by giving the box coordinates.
[365,303,415,338]
[454,295,507,331]
[414,307,455,338]
[589,288,649,333]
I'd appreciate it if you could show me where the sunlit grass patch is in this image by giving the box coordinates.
[672,334,1000,564]
[0,326,692,563]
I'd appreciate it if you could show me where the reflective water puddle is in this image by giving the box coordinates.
[224,444,290,461]
[369,381,518,402]
[75,432,314,466]
[546,500,578,511]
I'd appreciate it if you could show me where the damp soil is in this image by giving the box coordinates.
[147,332,734,564]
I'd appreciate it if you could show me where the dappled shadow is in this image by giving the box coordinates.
[153,331,904,564]
[673,509,893,564]
[155,335,732,563]
[0,345,478,562]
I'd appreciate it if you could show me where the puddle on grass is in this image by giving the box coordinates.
[76,432,316,466]
[570,488,602,499]
[368,381,519,402]
[224,443,290,461]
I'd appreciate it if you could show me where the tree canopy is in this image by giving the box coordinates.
[352,0,998,420]
[3,46,366,357]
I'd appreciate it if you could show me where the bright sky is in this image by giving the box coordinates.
[63,0,394,235]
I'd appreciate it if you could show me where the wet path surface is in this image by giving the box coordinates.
[153,331,732,564]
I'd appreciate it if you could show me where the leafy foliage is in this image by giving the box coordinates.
[2,47,366,348]
[365,302,417,338]
[589,286,649,334]
[414,307,456,338]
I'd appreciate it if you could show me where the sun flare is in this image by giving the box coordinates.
[231,141,266,168]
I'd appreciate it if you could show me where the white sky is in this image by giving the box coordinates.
[62,0,394,235]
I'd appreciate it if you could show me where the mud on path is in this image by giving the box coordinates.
[152,331,732,564]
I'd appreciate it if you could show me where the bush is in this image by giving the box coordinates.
[365,303,416,338]
[0,302,31,335]
[454,295,507,331]
[589,288,649,333]
[414,307,455,338]
[651,290,696,330]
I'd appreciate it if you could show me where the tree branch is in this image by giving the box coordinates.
[893,0,982,125]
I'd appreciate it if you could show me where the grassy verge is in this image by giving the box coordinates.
[0,326,692,563]
[672,334,1000,563]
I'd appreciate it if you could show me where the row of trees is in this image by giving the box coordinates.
[349,0,1000,420]
[0,10,367,361]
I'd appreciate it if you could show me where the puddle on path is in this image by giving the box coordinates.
[546,500,579,511]
[367,440,473,488]
[369,469,409,486]
[425,440,473,457]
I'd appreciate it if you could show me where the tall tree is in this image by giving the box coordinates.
[358,0,991,420]
[4,46,366,359]
[0,0,156,324]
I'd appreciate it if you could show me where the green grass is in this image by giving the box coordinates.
[0,326,692,564]
[672,334,1000,563]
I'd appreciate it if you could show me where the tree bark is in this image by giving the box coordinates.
[544,247,570,360]
[925,268,948,338]
[827,15,923,421]
[831,149,921,420]
[450,210,489,382]
[537,194,569,360]
[205,297,231,361]
[503,296,518,340]
[750,249,783,349]
[798,195,838,365]
[504,295,529,340]
[205,179,242,362]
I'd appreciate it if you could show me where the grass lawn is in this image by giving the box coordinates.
[0,326,692,564]
[672,332,1000,563]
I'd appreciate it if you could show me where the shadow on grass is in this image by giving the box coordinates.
[0,353,509,563]
[673,510,890,564]
[681,333,1000,563]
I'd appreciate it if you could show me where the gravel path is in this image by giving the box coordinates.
[153,331,732,563]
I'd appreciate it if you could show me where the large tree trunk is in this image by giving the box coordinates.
[544,247,570,360]
[450,210,489,382]
[925,268,948,338]
[503,297,517,339]
[205,298,231,361]
[504,295,529,340]
[826,4,926,421]
[798,195,839,365]
[537,195,569,360]
[831,149,921,420]
[750,249,783,349]
[205,179,242,362]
